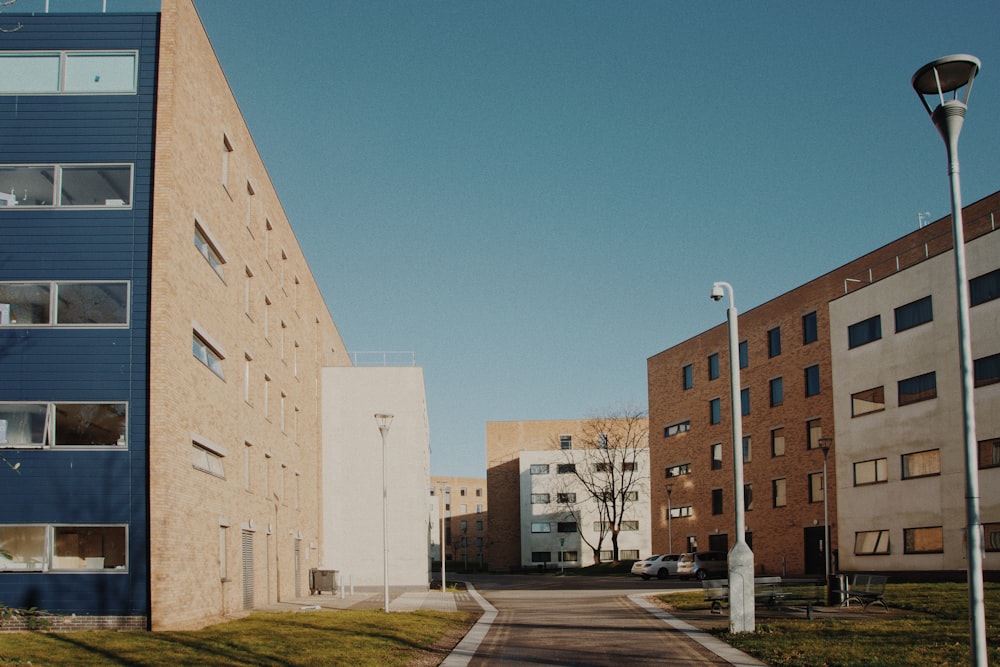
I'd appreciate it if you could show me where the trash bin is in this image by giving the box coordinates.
[309,568,338,595]
[827,573,845,606]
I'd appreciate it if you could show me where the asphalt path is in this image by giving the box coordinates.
[456,574,736,666]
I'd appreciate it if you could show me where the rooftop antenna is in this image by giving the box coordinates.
[917,211,931,228]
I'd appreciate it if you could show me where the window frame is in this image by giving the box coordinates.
[0,401,127,449]
[978,438,1000,469]
[903,526,943,554]
[772,478,787,507]
[974,353,1000,388]
[0,280,129,328]
[0,50,139,95]
[707,353,719,380]
[901,449,941,480]
[854,530,890,555]
[852,386,885,417]
[530,522,551,534]
[709,397,721,425]
[529,493,550,504]
[0,163,134,209]
[664,420,690,438]
[682,364,693,390]
[771,427,785,457]
[804,364,820,397]
[194,220,227,280]
[767,327,781,358]
[970,268,1000,307]
[802,311,818,345]
[848,315,882,349]
[898,372,937,406]
[853,457,888,486]
[192,326,226,379]
[770,377,783,407]
[529,463,550,475]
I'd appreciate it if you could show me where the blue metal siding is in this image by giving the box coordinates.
[0,13,158,619]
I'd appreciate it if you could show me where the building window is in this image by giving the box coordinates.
[192,438,225,477]
[558,550,578,562]
[711,443,722,470]
[744,483,753,511]
[557,463,576,474]
[772,478,787,507]
[802,311,818,344]
[978,438,1000,469]
[0,281,128,327]
[806,418,822,450]
[804,365,821,397]
[895,296,933,332]
[476,488,483,497]
[623,491,639,501]
[904,527,943,554]
[808,472,824,503]
[666,463,691,478]
[770,377,783,407]
[854,458,888,485]
[974,353,1000,387]
[711,488,723,515]
[0,402,126,448]
[618,521,639,531]
[854,530,890,555]
[970,268,1000,306]
[597,433,609,449]
[530,523,551,533]
[222,135,233,190]
[529,464,549,475]
[557,492,577,503]
[740,388,750,416]
[768,327,781,357]
[557,522,577,533]
[195,222,226,279]
[50,525,127,571]
[739,340,749,369]
[530,493,550,504]
[708,353,719,380]
[683,364,693,390]
[852,386,885,416]
[985,524,1000,552]
[670,505,693,518]
[193,330,225,379]
[244,442,253,492]
[742,435,751,463]
[559,435,572,450]
[531,552,551,563]
[902,449,940,479]
[664,421,690,438]
[0,163,133,208]
[771,427,785,457]
[898,372,937,406]
[848,315,882,349]
[0,50,138,94]
[709,398,721,425]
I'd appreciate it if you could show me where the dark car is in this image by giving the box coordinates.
[677,551,728,580]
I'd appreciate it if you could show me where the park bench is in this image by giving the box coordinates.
[702,576,786,614]
[842,573,888,611]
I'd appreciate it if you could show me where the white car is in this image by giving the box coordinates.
[630,554,682,580]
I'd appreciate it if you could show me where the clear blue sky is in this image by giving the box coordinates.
[34,0,1000,479]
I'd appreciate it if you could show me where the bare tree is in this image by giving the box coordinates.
[557,407,648,564]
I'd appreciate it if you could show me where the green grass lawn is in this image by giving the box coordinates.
[0,609,472,667]
[661,582,1000,666]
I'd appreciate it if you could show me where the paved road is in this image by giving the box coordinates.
[459,575,735,666]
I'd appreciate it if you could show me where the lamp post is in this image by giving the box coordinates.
[665,483,674,554]
[375,413,394,612]
[912,54,986,666]
[711,281,754,633]
[436,482,448,592]
[818,438,832,590]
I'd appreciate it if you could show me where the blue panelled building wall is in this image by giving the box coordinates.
[0,12,158,627]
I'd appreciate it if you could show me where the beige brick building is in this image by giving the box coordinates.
[430,476,489,571]
[147,0,351,629]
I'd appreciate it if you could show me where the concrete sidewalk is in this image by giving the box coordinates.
[264,587,465,613]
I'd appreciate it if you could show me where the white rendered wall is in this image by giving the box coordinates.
[830,231,999,573]
[321,366,431,590]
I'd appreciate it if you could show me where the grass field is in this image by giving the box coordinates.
[0,609,473,667]
[661,582,1000,666]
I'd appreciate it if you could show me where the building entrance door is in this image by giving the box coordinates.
[803,526,825,575]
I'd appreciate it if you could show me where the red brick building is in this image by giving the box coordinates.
[647,190,1000,577]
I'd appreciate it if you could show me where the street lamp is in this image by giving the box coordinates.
[711,281,754,633]
[435,482,448,592]
[818,438,832,592]
[375,413,394,612]
[912,54,986,665]
[665,483,674,554]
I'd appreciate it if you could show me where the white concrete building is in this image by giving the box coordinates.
[321,365,432,590]
[519,448,651,568]
[829,228,1000,574]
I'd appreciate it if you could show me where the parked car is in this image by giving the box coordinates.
[677,551,728,580]
[630,553,682,580]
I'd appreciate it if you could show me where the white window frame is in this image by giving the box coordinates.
[192,323,226,379]
[0,50,138,95]
[0,280,129,328]
[192,433,226,478]
[194,219,227,280]
[0,401,127,449]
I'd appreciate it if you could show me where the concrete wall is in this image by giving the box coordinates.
[322,366,431,590]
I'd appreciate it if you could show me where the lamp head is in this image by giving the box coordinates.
[912,54,980,117]
[710,284,725,301]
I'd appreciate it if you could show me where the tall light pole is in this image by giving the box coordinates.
[711,281,754,633]
[665,483,674,553]
[819,437,832,595]
[912,54,986,666]
[375,413,394,612]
